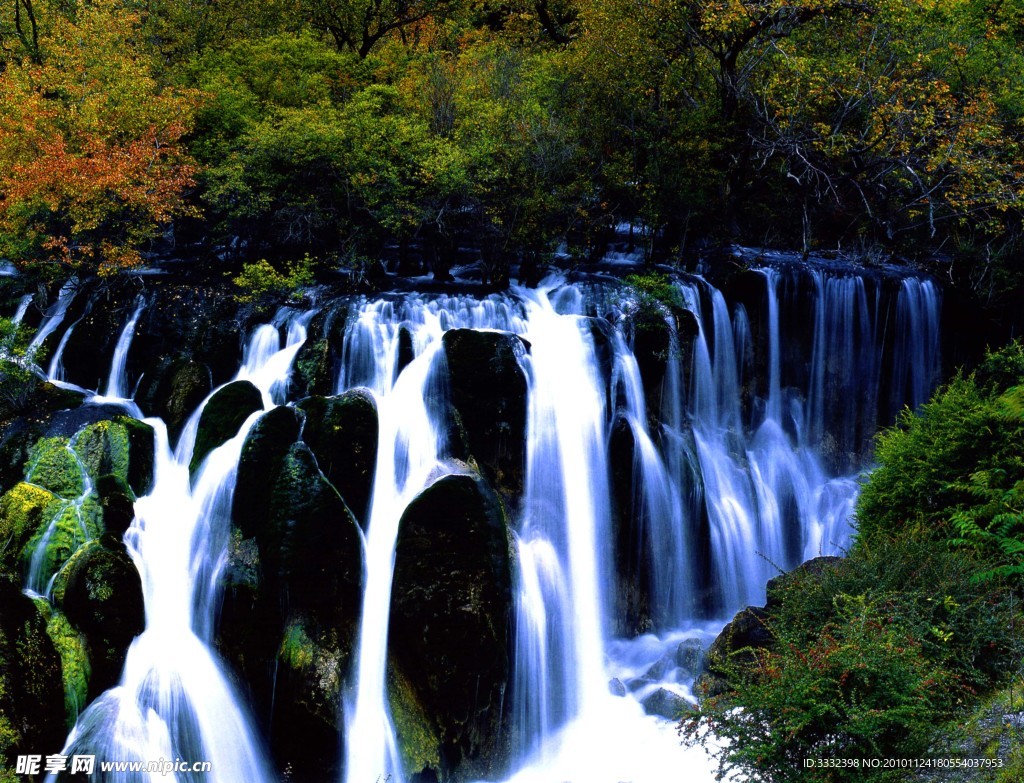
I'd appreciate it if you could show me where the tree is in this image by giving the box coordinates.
[302,0,459,57]
[0,0,200,279]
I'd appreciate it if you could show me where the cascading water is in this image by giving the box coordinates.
[10,258,943,783]
[339,293,524,783]
[50,308,316,783]
[27,280,77,359]
[101,298,146,401]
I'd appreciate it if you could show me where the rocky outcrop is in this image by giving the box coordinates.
[442,329,527,498]
[0,580,67,765]
[696,556,844,698]
[190,380,264,474]
[292,303,349,398]
[389,470,514,782]
[297,390,378,526]
[57,539,145,699]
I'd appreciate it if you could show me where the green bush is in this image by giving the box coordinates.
[856,341,1024,543]
[231,255,317,303]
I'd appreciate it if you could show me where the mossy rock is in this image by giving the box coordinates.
[0,579,66,768]
[58,539,144,699]
[265,443,363,622]
[389,470,513,781]
[72,417,154,497]
[442,329,527,498]
[297,390,378,526]
[232,406,302,537]
[25,437,84,499]
[23,496,103,595]
[0,483,62,581]
[136,357,213,441]
[293,304,349,398]
[190,380,264,475]
[387,660,441,780]
[44,610,91,727]
[94,474,136,537]
[271,617,353,781]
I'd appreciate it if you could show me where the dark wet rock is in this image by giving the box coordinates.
[641,688,693,720]
[397,325,415,376]
[298,390,378,525]
[271,616,354,783]
[765,556,843,611]
[388,659,442,781]
[609,678,627,697]
[137,357,212,440]
[126,283,252,400]
[643,654,676,681]
[190,380,263,475]
[607,416,653,637]
[697,605,773,698]
[94,474,136,538]
[220,441,363,782]
[0,579,67,764]
[58,539,145,699]
[264,443,363,622]
[293,304,349,398]
[442,329,527,498]
[389,471,514,782]
[675,639,706,677]
[233,406,302,535]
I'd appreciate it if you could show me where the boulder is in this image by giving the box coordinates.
[264,443,363,621]
[765,556,844,611]
[26,436,85,499]
[675,638,706,677]
[58,539,145,699]
[297,391,378,525]
[389,471,514,782]
[442,329,527,497]
[94,474,136,538]
[137,357,213,440]
[641,688,694,721]
[697,606,772,698]
[73,417,154,497]
[27,497,104,594]
[232,406,302,535]
[292,304,349,398]
[0,580,67,765]
[0,482,63,581]
[271,617,353,783]
[190,380,263,475]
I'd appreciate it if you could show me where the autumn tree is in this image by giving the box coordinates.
[0,0,200,279]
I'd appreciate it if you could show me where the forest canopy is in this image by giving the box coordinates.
[0,0,1022,297]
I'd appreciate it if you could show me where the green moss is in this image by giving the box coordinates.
[279,621,317,671]
[23,496,103,592]
[386,662,441,776]
[0,482,62,578]
[71,417,154,497]
[44,610,90,727]
[50,539,100,605]
[25,437,84,499]
[74,420,130,483]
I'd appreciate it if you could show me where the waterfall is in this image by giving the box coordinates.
[26,259,943,783]
[27,280,77,360]
[51,308,316,783]
[339,293,523,783]
[12,293,32,324]
[102,298,146,400]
